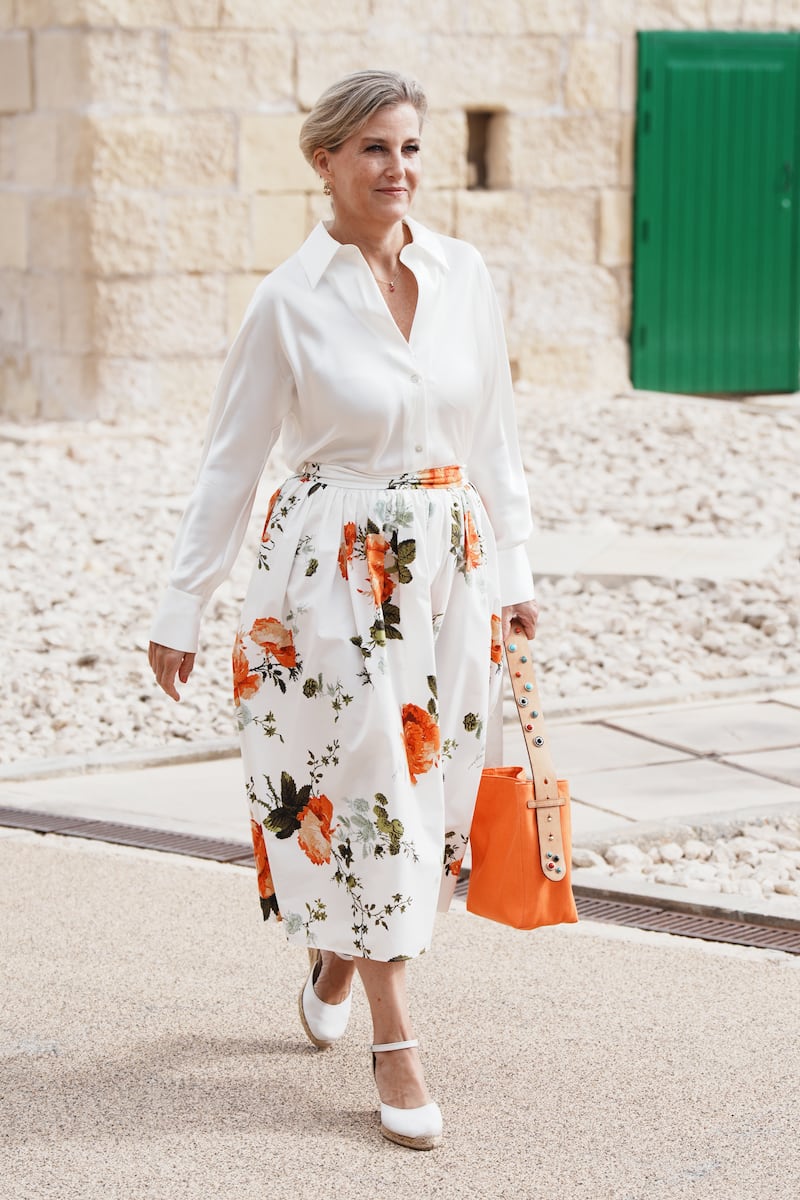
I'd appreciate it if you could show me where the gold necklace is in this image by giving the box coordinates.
[372,261,403,292]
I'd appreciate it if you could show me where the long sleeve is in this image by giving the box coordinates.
[467,256,535,606]
[150,282,295,653]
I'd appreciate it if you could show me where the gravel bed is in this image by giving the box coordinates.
[1,391,799,766]
[572,813,800,913]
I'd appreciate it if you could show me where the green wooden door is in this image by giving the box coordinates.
[632,32,800,394]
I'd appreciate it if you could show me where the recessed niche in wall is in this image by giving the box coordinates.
[466,110,509,189]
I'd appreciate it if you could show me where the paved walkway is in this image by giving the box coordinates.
[2,688,799,850]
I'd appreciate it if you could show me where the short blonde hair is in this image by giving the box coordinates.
[299,70,428,166]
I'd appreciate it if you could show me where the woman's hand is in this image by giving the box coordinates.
[148,641,196,702]
[501,600,539,643]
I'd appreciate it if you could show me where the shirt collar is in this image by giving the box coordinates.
[297,216,449,289]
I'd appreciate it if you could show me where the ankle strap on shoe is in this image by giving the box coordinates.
[371,1039,419,1053]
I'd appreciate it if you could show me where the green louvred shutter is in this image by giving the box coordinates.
[632,32,800,394]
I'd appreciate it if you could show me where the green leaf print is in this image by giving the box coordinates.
[396,538,416,567]
[427,675,438,699]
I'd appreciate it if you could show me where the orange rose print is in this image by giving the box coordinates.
[250,818,276,900]
[490,613,503,664]
[464,510,482,571]
[449,858,463,877]
[401,702,441,784]
[338,521,357,580]
[297,794,335,865]
[260,487,281,543]
[233,629,261,705]
[249,617,297,668]
[365,532,391,607]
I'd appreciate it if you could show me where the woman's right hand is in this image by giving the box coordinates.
[148,642,196,702]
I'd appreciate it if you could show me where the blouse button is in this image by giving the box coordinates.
[410,373,422,384]
[414,443,423,453]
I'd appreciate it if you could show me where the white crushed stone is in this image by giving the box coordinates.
[573,815,800,910]
[1,392,799,765]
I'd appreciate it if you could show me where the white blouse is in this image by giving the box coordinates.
[151,217,534,654]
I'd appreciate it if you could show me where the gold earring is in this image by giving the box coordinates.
[323,179,332,196]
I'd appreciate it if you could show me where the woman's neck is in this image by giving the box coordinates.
[326,217,410,276]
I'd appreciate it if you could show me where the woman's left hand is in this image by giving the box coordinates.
[502,600,539,643]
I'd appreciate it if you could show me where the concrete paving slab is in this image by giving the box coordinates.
[528,531,783,581]
[542,721,690,775]
[2,835,799,1200]
[774,689,800,709]
[0,758,247,842]
[569,757,800,823]
[569,799,637,840]
[608,700,800,756]
[723,747,800,788]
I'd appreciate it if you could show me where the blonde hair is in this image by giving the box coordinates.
[299,70,428,166]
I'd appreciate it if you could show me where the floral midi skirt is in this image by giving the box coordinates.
[235,462,503,961]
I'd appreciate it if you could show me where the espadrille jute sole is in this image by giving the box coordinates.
[380,1125,442,1150]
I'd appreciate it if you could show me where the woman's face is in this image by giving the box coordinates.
[315,102,422,230]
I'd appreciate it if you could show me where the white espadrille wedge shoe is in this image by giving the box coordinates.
[371,1039,443,1150]
[298,949,352,1050]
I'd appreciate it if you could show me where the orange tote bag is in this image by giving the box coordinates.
[467,631,578,931]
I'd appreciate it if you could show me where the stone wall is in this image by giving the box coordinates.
[1,0,799,419]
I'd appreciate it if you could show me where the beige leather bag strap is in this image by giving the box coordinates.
[504,631,567,881]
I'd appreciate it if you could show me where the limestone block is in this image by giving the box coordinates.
[421,111,468,190]
[251,193,306,271]
[0,33,32,113]
[0,117,11,181]
[454,190,529,254]
[13,1,84,25]
[409,189,455,236]
[12,113,59,187]
[0,353,38,419]
[36,353,97,420]
[775,0,800,27]
[741,0,774,25]
[0,2,14,28]
[518,0,584,32]
[29,196,89,271]
[306,190,332,233]
[0,271,23,344]
[511,268,620,341]
[165,195,250,272]
[599,189,632,266]
[94,356,154,422]
[227,273,264,341]
[94,274,226,356]
[221,0,370,31]
[620,36,636,114]
[295,34,428,111]
[87,31,165,110]
[516,114,621,188]
[620,113,635,187]
[166,115,237,186]
[517,341,596,392]
[707,0,743,21]
[167,32,294,110]
[241,113,313,193]
[34,31,90,110]
[90,192,163,275]
[91,116,166,188]
[527,190,597,266]
[81,0,220,25]
[591,0,635,33]
[60,277,94,353]
[634,0,707,30]
[156,356,220,418]
[24,274,60,349]
[566,39,620,113]
[0,194,27,269]
[592,335,631,392]
[58,115,93,187]
[427,35,561,110]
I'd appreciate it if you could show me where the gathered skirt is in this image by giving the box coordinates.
[235,462,502,961]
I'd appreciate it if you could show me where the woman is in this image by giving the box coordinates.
[150,69,537,1151]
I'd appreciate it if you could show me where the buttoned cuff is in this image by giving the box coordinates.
[149,586,206,654]
[497,544,535,607]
